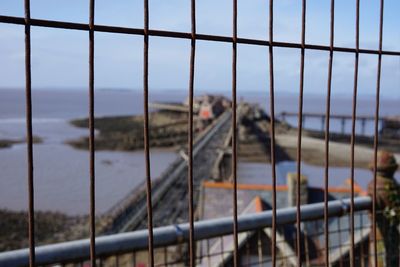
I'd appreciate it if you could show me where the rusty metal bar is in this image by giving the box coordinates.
[143,0,154,266]
[207,238,211,267]
[23,0,35,266]
[0,15,399,56]
[232,0,239,267]
[245,241,250,266]
[220,236,224,264]
[115,255,119,267]
[268,1,278,266]
[324,0,335,265]
[88,0,96,266]
[258,231,263,267]
[188,0,196,266]
[163,246,168,266]
[296,0,307,265]
[372,1,384,266]
[359,214,365,266]
[350,1,360,266]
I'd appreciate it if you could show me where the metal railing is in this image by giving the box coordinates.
[0,197,372,266]
[0,0,398,266]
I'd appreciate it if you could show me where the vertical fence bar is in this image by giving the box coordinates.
[207,239,211,267]
[350,0,360,266]
[24,0,35,266]
[336,217,343,267]
[258,231,263,267]
[296,0,306,265]
[188,0,196,266]
[115,255,119,267]
[373,1,384,266]
[88,0,96,266]
[220,236,225,264]
[268,1,277,266]
[245,241,250,267]
[359,213,365,267]
[324,0,335,265]
[232,0,239,266]
[143,0,154,265]
[164,246,168,266]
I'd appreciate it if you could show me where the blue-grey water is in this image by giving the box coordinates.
[0,89,181,215]
[242,91,399,136]
[0,89,398,215]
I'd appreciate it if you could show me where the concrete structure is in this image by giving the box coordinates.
[197,95,229,121]
[287,173,308,207]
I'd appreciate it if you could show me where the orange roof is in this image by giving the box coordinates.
[203,181,288,191]
[202,180,367,196]
[254,196,264,212]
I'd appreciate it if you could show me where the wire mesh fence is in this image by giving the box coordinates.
[38,210,396,267]
[0,0,399,266]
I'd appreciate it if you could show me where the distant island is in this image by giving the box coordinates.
[67,111,191,151]
[67,95,230,152]
[66,95,400,169]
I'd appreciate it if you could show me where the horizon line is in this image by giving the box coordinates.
[0,87,398,99]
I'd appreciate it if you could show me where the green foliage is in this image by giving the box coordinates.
[383,183,400,225]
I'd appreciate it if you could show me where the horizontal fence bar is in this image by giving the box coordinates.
[0,196,372,267]
[0,15,399,56]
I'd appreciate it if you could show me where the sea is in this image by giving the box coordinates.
[0,89,399,215]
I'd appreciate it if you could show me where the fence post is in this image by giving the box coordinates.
[367,151,400,266]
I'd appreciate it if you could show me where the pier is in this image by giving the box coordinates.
[278,111,387,136]
[100,110,233,233]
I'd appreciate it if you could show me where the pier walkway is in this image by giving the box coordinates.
[100,110,232,233]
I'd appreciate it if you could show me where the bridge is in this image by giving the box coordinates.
[278,111,387,135]
[100,110,233,234]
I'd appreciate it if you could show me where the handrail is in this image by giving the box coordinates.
[0,196,372,267]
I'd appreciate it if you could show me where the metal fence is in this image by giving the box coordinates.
[0,0,399,266]
[0,197,375,266]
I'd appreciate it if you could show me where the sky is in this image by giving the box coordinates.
[0,0,399,97]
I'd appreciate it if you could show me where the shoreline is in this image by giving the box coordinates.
[0,209,88,252]
[66,111,191,152]
[0,136,42,149]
